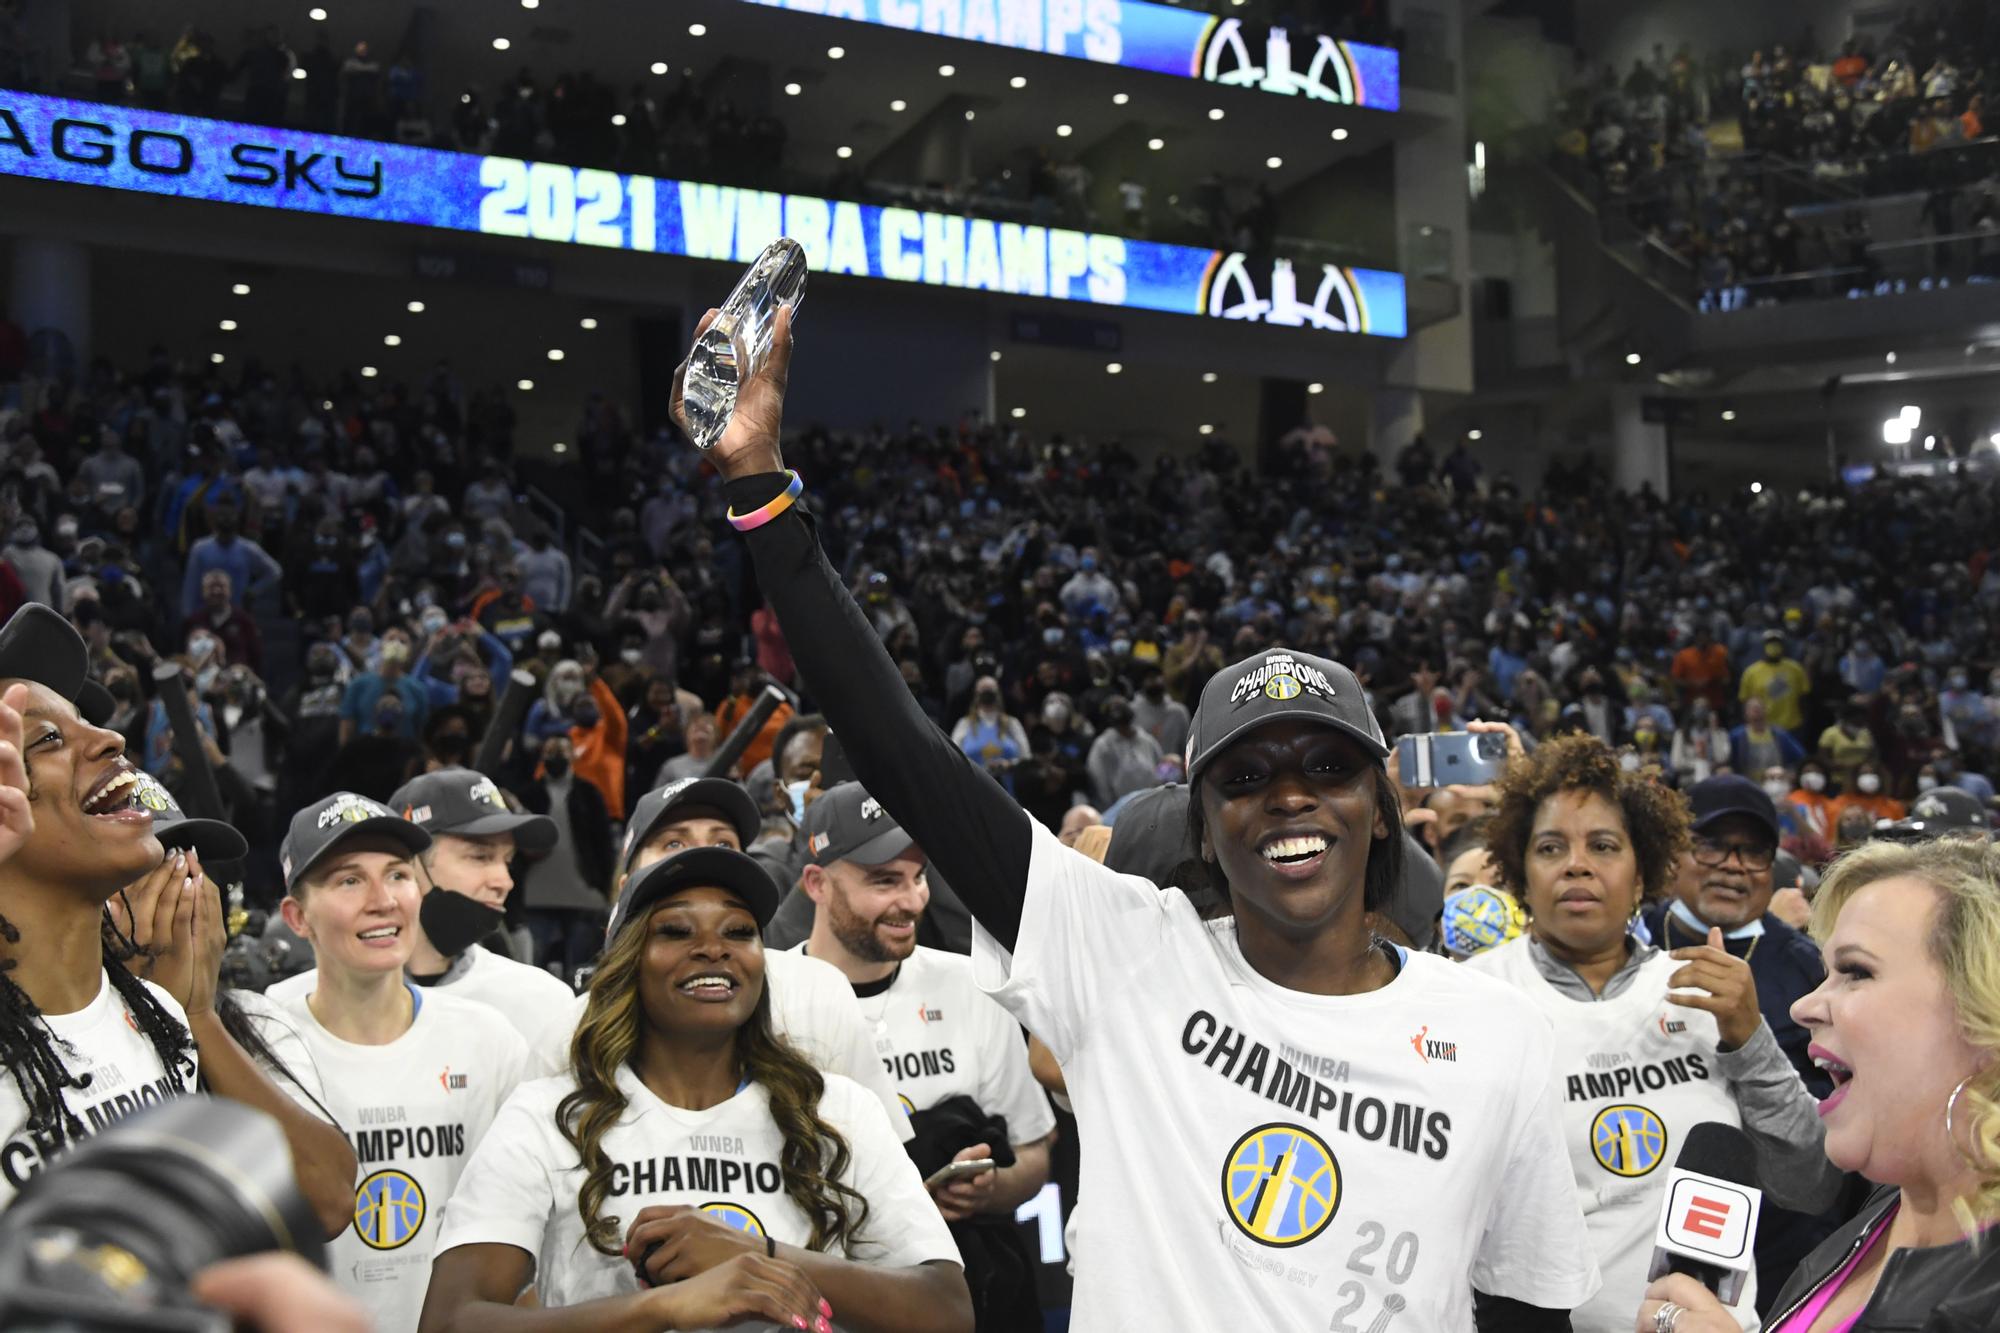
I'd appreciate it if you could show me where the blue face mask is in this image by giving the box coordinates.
[785,779,809,823]
[1250,581,1267,597]
[1080,556,1097,572]
[1043,627,1064,647]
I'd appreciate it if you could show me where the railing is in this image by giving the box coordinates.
[1693,232,1999,313]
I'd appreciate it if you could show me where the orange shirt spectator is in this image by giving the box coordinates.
[1671,634,1732,712]
[1829,765,1903,829]
[567,675,630,820]
[1832,53,1867,87]
[714,682,794,777]
[1961,94,1985,141]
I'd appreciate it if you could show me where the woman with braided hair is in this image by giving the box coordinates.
[421,845,969,1333]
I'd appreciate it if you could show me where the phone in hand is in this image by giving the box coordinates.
[923,1158,996,1189]
[1395,731,1508,788]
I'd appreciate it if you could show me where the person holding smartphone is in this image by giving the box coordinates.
[420,846,969,1332]
[669,308,1599,1329]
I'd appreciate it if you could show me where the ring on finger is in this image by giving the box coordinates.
[1653,1302,1683,1333]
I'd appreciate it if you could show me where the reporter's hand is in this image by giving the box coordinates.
[1668,926,1763,1050]
[669,304,793,481]
[930,1142,999,1222]
[191,1253,371,1333]
[1635,1273,1740,1333]
[625,1203,762,1286]
[645,1253,829,1333]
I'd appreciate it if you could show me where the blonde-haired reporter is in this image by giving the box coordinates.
[1640,836,2000,1332]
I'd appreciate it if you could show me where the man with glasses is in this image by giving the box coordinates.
[1643,774,1855,1319]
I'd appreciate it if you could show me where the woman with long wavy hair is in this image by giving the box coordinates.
[421,845,970,1333]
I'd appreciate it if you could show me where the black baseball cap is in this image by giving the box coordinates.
[1688,774,1779,844]
[608,845,783,935]
[622,777,762,873]
[804,782,919,868]
[390,768,555,854]
[132,771,249,862]
[1185,648,1388,781]
[1881,786,1990,840]
[0,603,90,714]
[280,791,432,894]
[1105,784,1195,885]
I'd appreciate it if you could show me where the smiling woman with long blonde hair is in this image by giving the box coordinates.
[421,845,969,1333]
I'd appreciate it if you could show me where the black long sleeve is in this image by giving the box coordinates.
[729,475,1034,949]
[1472,1292,1572,1332]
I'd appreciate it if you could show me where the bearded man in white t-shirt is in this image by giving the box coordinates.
[266,767,575,1067]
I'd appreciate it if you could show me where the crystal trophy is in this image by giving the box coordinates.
[682,237,808,451]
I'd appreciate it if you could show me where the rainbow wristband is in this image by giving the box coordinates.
[726,470,803,532]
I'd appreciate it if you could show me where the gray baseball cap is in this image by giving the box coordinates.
[1185,648,1388,781]
[804,782,919,868]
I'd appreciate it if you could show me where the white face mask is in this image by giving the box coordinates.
[620,648,644,665]
[1619,752,1642,772]
[1916,775,1939,792]
[1801,771,1827,793]
[1762,780,1790,801]
[1857,773,1882,794]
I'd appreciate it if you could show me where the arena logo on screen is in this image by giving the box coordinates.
[739,0,1399,110]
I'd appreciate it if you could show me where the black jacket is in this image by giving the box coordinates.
[1766,1185,2000,1331]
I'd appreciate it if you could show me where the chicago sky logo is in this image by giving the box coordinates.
[1222,1122,1341,1247]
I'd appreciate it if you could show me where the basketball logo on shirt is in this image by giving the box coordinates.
[1590,1104,1668,1178]
[1221,1123,1341,1247]
[898,1093,916,1116]
[700,1201,767,1237]
[354,1168,427,1249]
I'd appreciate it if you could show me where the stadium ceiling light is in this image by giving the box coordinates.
[836,145,853,159]
[1624,351,1642,365]
[291,68,307,80]
[651,61,669,75]
[1989,432,2000,447]
[1209,108,1225,121]
[553,441,569,453]
[1112,92,1129,105]
[1199,423,1215,434]
[1720,409,1736,421]
[383,334,401,346]
[784,83,802,96]
[218,319,238,331]
[611,113,627,126]
[1147,137,1165,150]
[231,283,251,296]
[522,0,538,8]
[1750,482,1763,494]
[517,379,535,391]
[890,99,907,112]
[1467,429,1483,441]
[547,348,566,361]
[827,45,845,59]
[308,7,327,20]
[1885,351,1897,364]
[965,109,976,121]
[1266,155,1283,169]
[210,352,225,364]
[1883,418,1911,445]
[1010,407,1026,418]
[361,366,378,378]
[688,23,707,36]
[1106,362,1123,374]
[1011,76,1027,89]
[1056,124,1073,137]
[579,317,599,330]
[939,63,956,76]
[1925,435,1937,450]
[1201,371,1217,383]
[493,37,511,50]
[1900,404,1921,427]
[989,350,1002,362]
[406,300,424,314]
[1331,127,1349,141]
[1307,382,1325,394]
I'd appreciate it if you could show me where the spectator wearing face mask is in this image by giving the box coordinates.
[179,501,279,619]
[338,628,428,744]
[1558,669,1627,746]
[1787,759,1837,843]
[1738,630,1810,733]
[563,649,629,821]
[1832,759,1904,827]
[186,570,262,674]
[515,525,572,614]
[952,676,1028,793]
[1060,548,1119,618]
[1937,666,1998,757]
[1086,696,1164,808]
[1671,624,1732,714]
[1730,696,1806,776]
[1818,703,1879,792]
[1131,667,1190,760]
[514,734,616,978]
[1839,637,1887,695]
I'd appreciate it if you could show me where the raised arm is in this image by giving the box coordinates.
[678,308,1036,949]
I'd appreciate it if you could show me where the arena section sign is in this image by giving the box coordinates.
[739,0,1400,111]
[0,92,1406,339]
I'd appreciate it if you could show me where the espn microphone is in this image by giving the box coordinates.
[1645,1121,1764,1306]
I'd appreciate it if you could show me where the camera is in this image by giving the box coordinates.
[0,1095,325,1331]
[1395,731,1510,789]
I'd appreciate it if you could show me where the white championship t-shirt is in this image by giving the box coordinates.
[975,820,1600,1329]
[277,984,529,1333]
[436,1067,960,1312]
[1465,937,1759,1331]
[268,944,577,1072]
[807,943,1055,1149]
[228,986,335,1120]
[540,949,915,1142]
[0,969,197,1205]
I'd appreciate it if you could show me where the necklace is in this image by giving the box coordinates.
[1669,912,1759,962]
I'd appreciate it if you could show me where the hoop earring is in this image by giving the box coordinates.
[1944,1075,1991,1174]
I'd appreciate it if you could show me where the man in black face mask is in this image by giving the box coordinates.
[264,767,573,1070]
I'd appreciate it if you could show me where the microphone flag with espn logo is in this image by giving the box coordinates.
[1645,1122,1763,1306]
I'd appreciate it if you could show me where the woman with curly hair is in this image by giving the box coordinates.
[1641,836,2000,1332]
[1465,728,1842,1331]
[420,845,969,1333]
